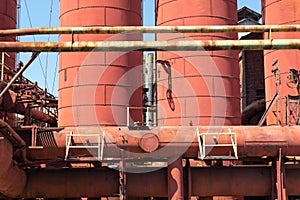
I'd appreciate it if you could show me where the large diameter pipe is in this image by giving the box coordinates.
[23,168,119,198]
[27,108,57,127]
[0,119,25,148]
[190,167,272,196]
[37,126,300,160]
[241,99,265,125]
[23,168,167,198]
[10,102,57,126]
[0,122,26,198]
[1,90,57,126]
[112,126,300,158]
[1,25,300,36]
[17,166,282,198]
[285,167,300,196]
[0,137,26,198]
[1,39,300,52]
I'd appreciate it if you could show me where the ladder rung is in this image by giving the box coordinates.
[205,144,235,147]
[68,146,99,149]
[202,156,238,160]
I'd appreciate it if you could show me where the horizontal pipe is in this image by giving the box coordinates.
[190,166,272,196]
[18,166,300,198]
[23,168,119,198]
[241,99,265,125]
[0,39,300,52]
[1,90,57,126]
[28,126,300,161]
[1,25,300,36]
[27,108,57,126]
[0,119,26,148]
[111,126,300,158]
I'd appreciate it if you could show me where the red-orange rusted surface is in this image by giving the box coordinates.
[0,0,16,69]
[156,0,240,126]
[263,0,300,125]
[59,0,142,127]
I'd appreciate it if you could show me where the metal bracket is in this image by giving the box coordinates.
[197,128,238,160]
[65,131,105,161]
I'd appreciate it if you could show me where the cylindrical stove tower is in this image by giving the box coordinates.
[156,0,240,126]
[59,0,142,127]
[0,0,16,69]
[262,0,300,125]
[0,0,16,126]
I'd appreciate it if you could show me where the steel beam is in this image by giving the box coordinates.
[168,158,184,200]
[1,25,300,36]
[0,39,300,52]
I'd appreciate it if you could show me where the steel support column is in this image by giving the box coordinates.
[168,158,184,200]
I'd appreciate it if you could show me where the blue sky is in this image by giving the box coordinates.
[18,0,261,96]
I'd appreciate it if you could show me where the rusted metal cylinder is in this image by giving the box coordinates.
[190,166,272,197]
[156,0,240,126]
[3,39,300,52]
[44,126,300,160]
[4,24,300,37]
[20,166,300,198]
[0,0,16,126]
[285,167,300,196]
[1,90,57,126]
[23,168,119,198]
[0,132,26,198]
[59,0,142,127]
[262,0,300,125]
[0,0,16,69]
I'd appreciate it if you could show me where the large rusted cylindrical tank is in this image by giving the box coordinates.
[0,0,16,69]
[262,0,300,125]
[156,0,240,126]
[0,0,16,126]
[59,0,142,127]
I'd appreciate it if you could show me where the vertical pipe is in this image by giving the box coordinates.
[147,53,155,125]
[1,52,4,81]
[168,158,184,200]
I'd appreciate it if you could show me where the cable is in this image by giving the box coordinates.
[51,53,59,95]
[45,0,54,90]
[16,0,21,63]
[24,0,49,89]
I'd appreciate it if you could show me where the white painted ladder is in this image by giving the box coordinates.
[65,131,105,161]
[197,128,238,160]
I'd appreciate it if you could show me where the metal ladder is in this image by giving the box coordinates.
[65,131,105,161]
[196,128,238,160]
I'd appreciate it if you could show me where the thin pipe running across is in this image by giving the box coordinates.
[1,25,300,36]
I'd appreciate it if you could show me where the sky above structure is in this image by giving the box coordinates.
[18,0,261,96]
